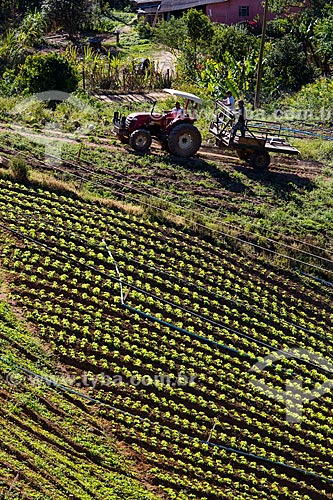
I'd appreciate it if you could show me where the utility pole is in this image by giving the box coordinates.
[254,0,269,109]
[152,5,161,28]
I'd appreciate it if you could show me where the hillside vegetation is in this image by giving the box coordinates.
[1,69,333,500]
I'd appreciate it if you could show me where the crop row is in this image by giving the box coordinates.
[1,179,331,317]
[3,220,333,369]
[5,242,333,488]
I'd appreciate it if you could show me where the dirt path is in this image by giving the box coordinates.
[93,91,168,104]
[0,121,326,182]
[152,49,178,74]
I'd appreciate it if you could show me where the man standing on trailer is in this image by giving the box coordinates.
[230,100,247,141]
[223,91,235,112]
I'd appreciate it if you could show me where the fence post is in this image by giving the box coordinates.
[82,48,86,91]
[115,28,120,45]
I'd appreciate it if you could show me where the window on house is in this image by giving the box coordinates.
[239,6,249,16]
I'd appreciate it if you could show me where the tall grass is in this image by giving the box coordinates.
[9,157,30,184]
[294,138,333,164]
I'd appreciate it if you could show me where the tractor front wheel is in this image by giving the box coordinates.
[168,124,201,158]
[249,151,270,170]
[129,129,152,152]
[118,134,129,144]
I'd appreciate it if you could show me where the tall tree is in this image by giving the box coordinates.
[263,34,316,97]
[269,0,327,15]
[313,6,333,75]
[267,1,332,76]
[183,9,213,75]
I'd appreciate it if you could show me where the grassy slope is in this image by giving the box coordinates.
[1,121,333,271]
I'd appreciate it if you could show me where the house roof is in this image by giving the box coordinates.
[135,0,226,13]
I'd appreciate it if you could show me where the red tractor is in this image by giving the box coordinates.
[113,89,202,158]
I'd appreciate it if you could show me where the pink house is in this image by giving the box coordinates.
[206,1,274,25]
[135,0,275,26]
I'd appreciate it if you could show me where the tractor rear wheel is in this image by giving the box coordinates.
[168,124,201,158]
[250,151,270,170]
[129,129,152,152]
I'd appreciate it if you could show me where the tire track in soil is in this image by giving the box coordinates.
[0,124,324,214]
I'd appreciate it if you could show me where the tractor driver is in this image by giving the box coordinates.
[172,102,185,118]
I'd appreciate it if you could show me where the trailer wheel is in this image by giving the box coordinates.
[237,150,251,162]
[129,129,152,152]
[168,124,201,158]
[250,151,270,170]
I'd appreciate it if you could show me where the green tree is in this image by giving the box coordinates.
[313,6,333,75]
[267,4,332,76]
[41,0,92,34]
[14,52,79,94]
[184,8,213,68]
[263,35,316,98]
[153,16,187,50]
[187,22,258,97]
[268,0,332,75]
[210,24,258,63]
[168,9,213,81]
[185,8,213,46]
[269,0,326,15]
[154,10,213,81]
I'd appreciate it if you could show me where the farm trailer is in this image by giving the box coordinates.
[209,100,300,170]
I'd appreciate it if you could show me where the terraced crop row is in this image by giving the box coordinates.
[1,178,333,499]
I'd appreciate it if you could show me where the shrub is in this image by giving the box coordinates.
[153,16,187,50]
[283,77,333,121]
[262,35,317,98]
[9,157,30,184]
[18,10,47,47]
[13,52,79,95]
[137,18,152,39]
[0,10,46,74]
